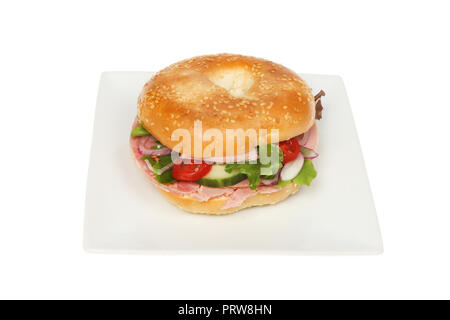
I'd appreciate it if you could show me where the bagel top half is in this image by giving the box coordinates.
[138,54,315,157]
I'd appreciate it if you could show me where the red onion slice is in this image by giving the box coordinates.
[300,146,319,159]
[139,145,172,156]
[138,135,156,154]
[261,173,280,186]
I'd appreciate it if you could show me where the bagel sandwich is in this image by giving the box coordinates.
[130,54,325,215]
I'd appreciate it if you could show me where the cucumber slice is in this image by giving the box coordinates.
[196,164,246,188]
[261,174,277,180]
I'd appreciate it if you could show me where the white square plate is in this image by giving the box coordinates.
[84,72,383,255]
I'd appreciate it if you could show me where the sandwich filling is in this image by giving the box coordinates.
[130,91,324,209]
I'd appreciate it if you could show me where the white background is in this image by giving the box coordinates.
[0,0,449,299]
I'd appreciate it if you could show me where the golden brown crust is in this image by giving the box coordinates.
[155,182,300,215]
[138,54,315,157]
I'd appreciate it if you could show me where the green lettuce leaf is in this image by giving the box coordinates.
[224,144,284,190]
[260,144,283,177]
[154,168,176,184]
[142,154,172,175]
[275,179,292,187]
[293,160,317,186]
[276,160,317,187]
[142,154,175,184]
[225,144,286,190]
[131,125,150,137]
[225,163,260,190]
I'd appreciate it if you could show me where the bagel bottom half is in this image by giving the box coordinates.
[130,142,300,215]
[156,182,300,215]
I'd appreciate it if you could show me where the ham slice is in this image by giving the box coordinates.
[130,118,157,155]
[229,179,250,188]
[296,123,318,153]
[190,186,234,202]
[257,186,281,194]
[165,181,200,195]
[222,188,257,210]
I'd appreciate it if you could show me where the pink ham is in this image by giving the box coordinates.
[130,118,157,156]
[130,135,159,186]
[229,179,250,188]
[164,181,200,195]
[190,186,234,202]
[257,186,281,194]
[222,188,257,210]
[296,122,318,152]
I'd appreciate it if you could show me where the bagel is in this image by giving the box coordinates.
[138,54,315,157]
[130,54,322,215]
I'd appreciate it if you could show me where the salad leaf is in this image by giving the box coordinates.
[276,160,317,187]
[225,163,261,190]
[142,155,175,184]
[261,174,277,180]
[131,125,150,137]
[155,168,176,184]
[293,160,317,186]
[275,179,292,187]
[151,143,165,150]
[225,144,285,190]
[259,144,283,177]
[142,154,172,175]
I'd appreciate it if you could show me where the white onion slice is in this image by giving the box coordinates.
[156,162,174,175]
[280,153,304,181]
[144,159,174,175]
[144,159,154,173]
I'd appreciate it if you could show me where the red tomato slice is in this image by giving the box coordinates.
[172,161,212,181]
[279,138,300,164]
